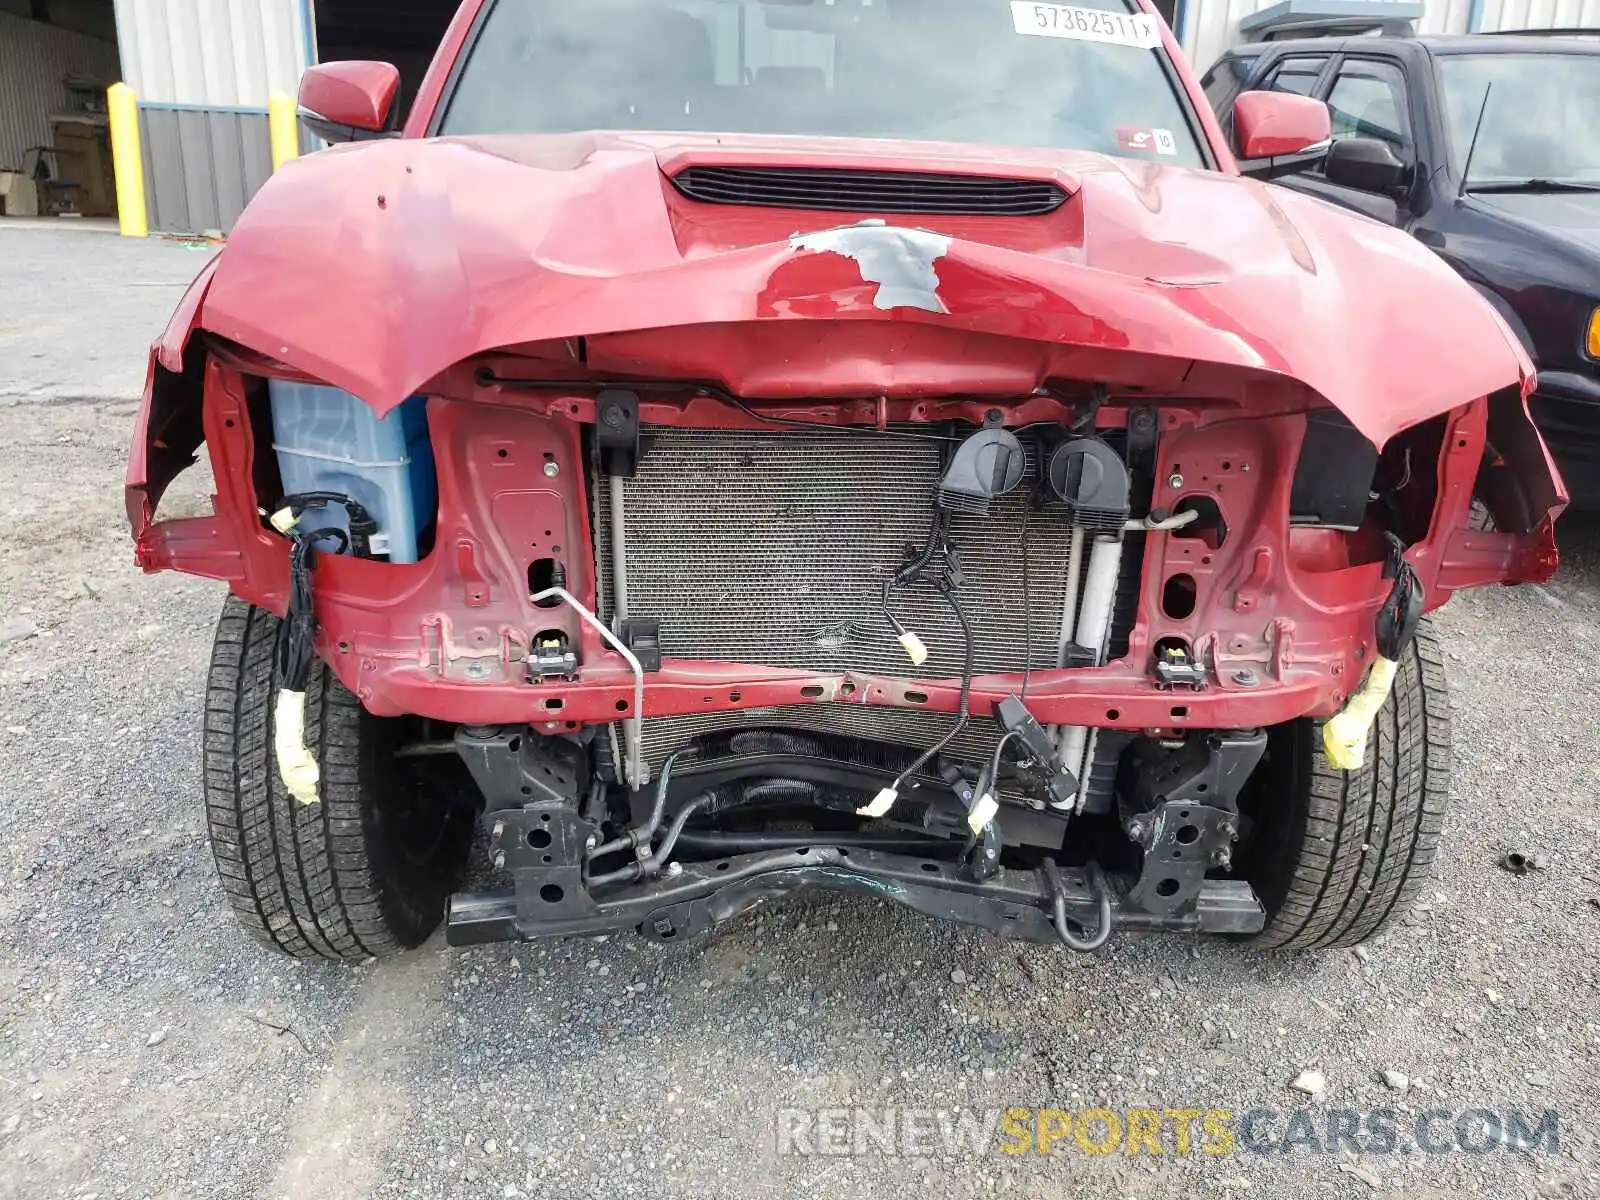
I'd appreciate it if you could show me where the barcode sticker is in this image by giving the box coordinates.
[1011,2,1162,48]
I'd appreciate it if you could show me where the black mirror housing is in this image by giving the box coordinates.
[1237,144,1330,181]
[1324,137,1410,195]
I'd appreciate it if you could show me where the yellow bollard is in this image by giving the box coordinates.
[106,82,148,238]
[269,92,299,171]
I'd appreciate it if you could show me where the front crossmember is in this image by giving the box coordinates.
[445,846,1265,947]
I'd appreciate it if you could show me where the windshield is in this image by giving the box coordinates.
[439,0,1204,165]
[1438,52,1600,187]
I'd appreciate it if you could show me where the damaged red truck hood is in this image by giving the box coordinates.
[186,131,1533,446]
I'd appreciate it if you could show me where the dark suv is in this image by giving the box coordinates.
[1203,33,1600,506]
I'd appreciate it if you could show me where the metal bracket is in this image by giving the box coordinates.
[1120,729,1266,916]
[619,617,662,672]
[596,389,641,478]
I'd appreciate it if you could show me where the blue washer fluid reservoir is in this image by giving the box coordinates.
[267,381,437,564]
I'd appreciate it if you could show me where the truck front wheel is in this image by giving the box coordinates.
[1237,622,1452,949]
[202,596,475,962]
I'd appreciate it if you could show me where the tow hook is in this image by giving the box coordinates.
[1041,859,1113,953]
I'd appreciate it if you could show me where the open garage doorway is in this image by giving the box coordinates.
[0,0,120,223]
[311,0,463,123]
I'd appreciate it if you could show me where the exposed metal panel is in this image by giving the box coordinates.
[0,11,119,171]
[1480,0,1600,28]
[137,106,272,234]
[113,0,309,107]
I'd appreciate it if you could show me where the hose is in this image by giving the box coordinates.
[587,750,681,863]
[585,789,714,889]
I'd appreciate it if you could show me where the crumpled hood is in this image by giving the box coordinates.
[197,131,1533,446]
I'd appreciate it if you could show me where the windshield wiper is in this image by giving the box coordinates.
[1466,178,1600,194]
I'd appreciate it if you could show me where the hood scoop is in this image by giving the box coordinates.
[670,165,1068,216]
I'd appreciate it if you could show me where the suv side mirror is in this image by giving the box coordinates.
[298,61,402,144]
[1323,137,1410,195]
[1233,90,1331,159]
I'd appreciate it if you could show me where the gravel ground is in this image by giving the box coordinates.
[0,224,1596,1200]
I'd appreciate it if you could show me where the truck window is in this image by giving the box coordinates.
[1325,60,1412,160]
[1261,54,1327,96]
[438,0,1208,166]
[1200,53,1258,110]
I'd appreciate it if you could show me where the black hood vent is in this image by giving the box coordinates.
[671,165,1068,215]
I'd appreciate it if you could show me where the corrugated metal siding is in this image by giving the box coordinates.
[0,11,119,171]
[1416,0,1474,33]
[1479,0,1600,28]
[113,0,309,107]
[138,106,272,234]
[1184,0,1283,76]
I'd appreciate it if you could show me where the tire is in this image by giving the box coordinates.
[1237,621,1451,949]
[202,596,475,962]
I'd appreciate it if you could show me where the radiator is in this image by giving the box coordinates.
[594,426,1079,772]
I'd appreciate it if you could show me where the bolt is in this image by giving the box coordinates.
[1220,820,1238,840]
[463,661,492,680]
[492,851,506,870]
[1126,820,1146,843]
[1213,848,1233,870]
[1168,472,1185,489]
[1241,463,1251,473]
[491,820,505,842]
[601,404,626,428]
[584,834,597,852]
[1232,668,1259,686]
[543,462,559,478]
[665,861,683,878]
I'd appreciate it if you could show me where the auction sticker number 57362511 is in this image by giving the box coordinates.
[1010,1,1162,48]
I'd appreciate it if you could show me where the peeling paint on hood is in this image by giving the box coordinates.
[789,220,953,314]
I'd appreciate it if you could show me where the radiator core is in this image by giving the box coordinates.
[593,425,1080,771]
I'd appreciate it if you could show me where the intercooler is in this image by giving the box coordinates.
[593,426,1083,773]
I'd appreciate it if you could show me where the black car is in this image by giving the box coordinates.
[1203,32,1600,507]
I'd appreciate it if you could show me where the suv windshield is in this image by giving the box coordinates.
[1438,51,1600,188]
[439,0,1204,165]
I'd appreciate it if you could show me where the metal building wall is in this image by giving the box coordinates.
[1477,0,1600,29]
[0,10,120,171]
[111,0,310,234]
[113,0,309,105]
[137,106,273,235]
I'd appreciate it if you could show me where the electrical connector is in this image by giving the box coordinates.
[857,786,898,818]
[268,507,298,535]
[897,630,928,666]
[967,790,999,835]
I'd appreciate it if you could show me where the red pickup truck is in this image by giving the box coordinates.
[127,0,1564,964]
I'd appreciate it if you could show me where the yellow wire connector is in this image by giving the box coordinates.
[897,630,929,666]
[269,507,299,535]
[274,689,322,805]
[857,786,898,818]
[1322,656,1399,770]
[967,790,999,835]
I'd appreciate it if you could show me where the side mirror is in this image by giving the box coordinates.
[297,61,402,144]
[1232,90,1332,179]
[1324,137,1410,195]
